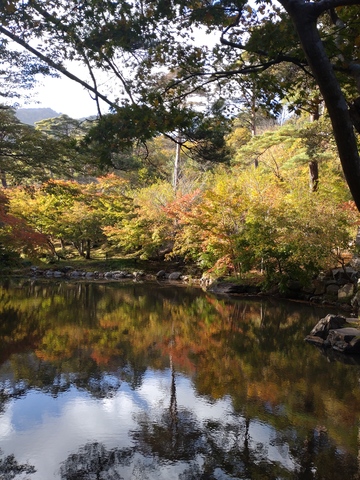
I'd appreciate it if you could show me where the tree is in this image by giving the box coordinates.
[0,189,49,260]
[1,1,360,207]
[0,449,36,479]
[0,37,53,104]
[166,160,355,284]
[0,108,95,186]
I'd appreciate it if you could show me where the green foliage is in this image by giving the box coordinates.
[104,181,176,259]
[0,108,105,186]
[0,38,53,103]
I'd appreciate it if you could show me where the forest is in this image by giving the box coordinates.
[0,0,360,290]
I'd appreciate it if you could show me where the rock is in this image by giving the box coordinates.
[332,267,358,283]
[156,270,166,279]
[312,279,326,295]
[200,276,214,287]
[207,282,261,295]
[134,271,145,278]
[327,328,360,353]
[308,314,347,339]
[61,266,74,273]
[305,335,326,347]
[306,315,360,355]
[168,272,182,280]
[338,283,354,301]
[70,270,83,277]
[351,290,360,308]
[326,284,340,296]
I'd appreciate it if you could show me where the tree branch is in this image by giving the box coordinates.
[165,55,309,93]
[312,0,360,17]
[0,25,117,110]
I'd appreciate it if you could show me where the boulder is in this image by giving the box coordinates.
[156,270,166,279]
[308,314,347,339]
[338,283,354,301]
[168,272,182,281]
[326,284,340,296]
[351,291,360,308]
[327,328,360,353]
[306,315,360,354]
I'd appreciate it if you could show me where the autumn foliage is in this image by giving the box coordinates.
[0,114,358,288]
[0,190,49,257]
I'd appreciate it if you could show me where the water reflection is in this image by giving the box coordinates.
[0,279,360,479]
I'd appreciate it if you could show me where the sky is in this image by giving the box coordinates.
[19,26,220,120]
[24,73,106,118]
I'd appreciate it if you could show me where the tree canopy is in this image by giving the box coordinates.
[1,0,360,207]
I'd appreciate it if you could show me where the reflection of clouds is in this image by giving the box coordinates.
[251,421,295,469]
[175,375,232,421]
[0,370,296,479]
[137,370,171,408]
[0,402,14,437]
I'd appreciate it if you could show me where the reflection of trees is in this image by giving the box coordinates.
[59,406,360,479]
[2,279,360,472]
[0,449,36,479]
[59,442,133,480]
[58,414,360,480]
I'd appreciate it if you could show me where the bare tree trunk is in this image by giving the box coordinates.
[85,239,91,259]
[173,139,181,193]
[0,170,7,188]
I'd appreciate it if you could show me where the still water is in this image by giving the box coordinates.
[0,278,360,479]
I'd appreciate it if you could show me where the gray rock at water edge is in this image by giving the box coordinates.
[69,270,84,277]
[306,315,360,354]
[156,270,166,279]
[351,290,360,308]
[53,270,64,277]
[168,272,182,281]
[326,328,360,353]
[309,314,347,339]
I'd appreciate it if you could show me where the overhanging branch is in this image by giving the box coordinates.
[165,55,309,93]
[0,25,117,110]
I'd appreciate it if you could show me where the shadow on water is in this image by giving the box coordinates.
[0,279,360,479]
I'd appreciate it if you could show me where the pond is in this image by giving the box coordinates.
[0,278,360,479]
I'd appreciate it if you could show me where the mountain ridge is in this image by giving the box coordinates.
[15,107,62,125]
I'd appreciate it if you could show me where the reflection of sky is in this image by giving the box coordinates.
[0,369,297,479]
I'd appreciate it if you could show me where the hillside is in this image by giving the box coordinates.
[15,108,61,125]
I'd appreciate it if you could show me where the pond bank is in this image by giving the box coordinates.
[8,262,360,314]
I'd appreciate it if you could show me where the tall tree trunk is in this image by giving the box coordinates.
[281,0,360,211]
[173,139,181,193]
[309,160,319,192]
